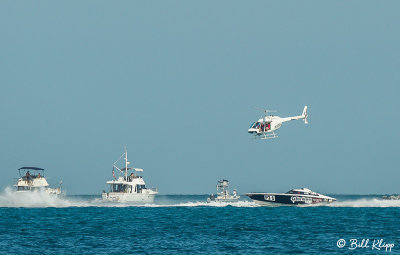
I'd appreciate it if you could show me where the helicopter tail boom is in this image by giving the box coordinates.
[280,105,308,123]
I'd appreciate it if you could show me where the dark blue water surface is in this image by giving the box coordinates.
[0,195,399,254]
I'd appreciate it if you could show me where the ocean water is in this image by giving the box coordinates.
[0,190,399,254]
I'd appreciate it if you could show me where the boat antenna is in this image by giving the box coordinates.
[124,146,129,180]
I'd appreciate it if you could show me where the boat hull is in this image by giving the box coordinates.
[15,187,61,196]
[247,193,336,206]
[102,192,156,203]
[207,198,240,203]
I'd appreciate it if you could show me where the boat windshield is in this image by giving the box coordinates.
[287,190,307,195]
[286,189,318,196]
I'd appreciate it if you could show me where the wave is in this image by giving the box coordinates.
[135,201,258,208]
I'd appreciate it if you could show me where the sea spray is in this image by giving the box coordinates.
[1,191,399,208]
[0,187,75,208]
[0,190,259,208]
[328,198,400,208]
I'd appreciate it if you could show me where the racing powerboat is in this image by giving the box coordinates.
[207,179,240,203]
[102,148,158,203]
[14,167,62,195]
[246,188,336,206]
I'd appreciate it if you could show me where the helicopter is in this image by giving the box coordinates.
[248,106,308,139]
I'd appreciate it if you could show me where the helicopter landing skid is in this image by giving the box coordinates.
[260,132,278,140]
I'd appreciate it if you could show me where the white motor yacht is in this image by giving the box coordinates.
[207,179,240,203]
[102,149,158,203]
[14,167,62,195]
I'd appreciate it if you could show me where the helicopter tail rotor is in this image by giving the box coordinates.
[302,106,308,124]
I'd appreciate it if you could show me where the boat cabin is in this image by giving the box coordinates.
[109,182,147,194]
[286,188,318,196]
[106,169,157,195]
[15,167,51,191]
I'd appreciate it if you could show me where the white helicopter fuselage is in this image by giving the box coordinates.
[248,116,286,134]
[248,106,308,139]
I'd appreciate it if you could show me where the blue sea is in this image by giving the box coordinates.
[0,191,399,254]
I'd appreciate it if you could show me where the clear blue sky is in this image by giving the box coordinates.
[1,1,399,194]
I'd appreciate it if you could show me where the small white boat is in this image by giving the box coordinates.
[382,194,400,200]
[102,148,158,203]
[207,179,240,203]
[14,167,62,195]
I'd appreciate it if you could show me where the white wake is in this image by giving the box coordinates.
[1,187,398,208]
[0,187,75,208]
[0,187,258,208]
[327,198,400,208]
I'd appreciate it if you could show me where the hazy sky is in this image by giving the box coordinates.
[1,1,399,194]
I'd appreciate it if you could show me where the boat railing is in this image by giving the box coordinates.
[125,175,144,182]
[148,188,158,192]
[21,175,44,180]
